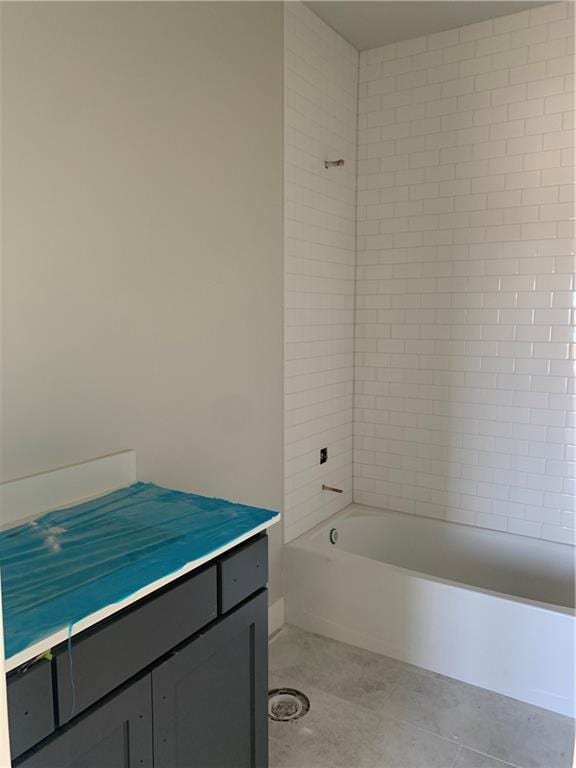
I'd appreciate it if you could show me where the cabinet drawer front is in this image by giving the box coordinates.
[8,659,55,760]
[219,535,268,613]
[55,565,217,723]
[13,675,152,768]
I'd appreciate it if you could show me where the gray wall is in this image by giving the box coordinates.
[1,2,284,600]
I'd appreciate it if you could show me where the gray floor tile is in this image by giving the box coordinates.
[454,748,518,768]
[377,668,574,768]
[370,720,462,768]
[269,679,460,768]
[269,626,575,768]
[270,625,402,712]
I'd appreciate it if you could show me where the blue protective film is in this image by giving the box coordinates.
[0,482,277,660]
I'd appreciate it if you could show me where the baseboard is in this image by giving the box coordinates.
[268,597,285,636]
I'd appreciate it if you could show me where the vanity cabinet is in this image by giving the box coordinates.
[9,533,269,768]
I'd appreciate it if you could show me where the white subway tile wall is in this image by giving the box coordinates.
[284,3,358,542]
[355,2,575,545]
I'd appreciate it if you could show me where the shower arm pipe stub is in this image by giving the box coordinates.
[324,159,344,169]
[322,484,343,493]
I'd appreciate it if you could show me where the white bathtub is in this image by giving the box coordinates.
[286,504,576,717]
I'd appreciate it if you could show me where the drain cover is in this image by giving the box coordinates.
[268,688,310,722]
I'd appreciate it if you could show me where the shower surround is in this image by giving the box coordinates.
[354,2,575,546]
[284,2,358,543]
[284,1,575,548]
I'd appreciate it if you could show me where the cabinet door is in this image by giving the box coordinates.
[153,590,268,768]
[14,675,152,768]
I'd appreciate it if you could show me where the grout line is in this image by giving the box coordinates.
[351,42,361,505]
[455,746,524,768]
[451,745,463,768]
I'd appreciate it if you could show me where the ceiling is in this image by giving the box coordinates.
[305,1,551,51]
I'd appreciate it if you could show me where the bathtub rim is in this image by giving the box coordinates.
[288,503,576,617]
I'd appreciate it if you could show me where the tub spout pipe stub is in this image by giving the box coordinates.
[322,484,343,493]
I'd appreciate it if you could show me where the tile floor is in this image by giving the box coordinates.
[269,626,575,768]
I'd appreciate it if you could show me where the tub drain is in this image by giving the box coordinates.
[268,688,310,722]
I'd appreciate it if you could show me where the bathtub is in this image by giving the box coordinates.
[285,504,575,717]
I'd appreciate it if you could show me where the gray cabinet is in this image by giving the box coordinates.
[10,534,269,768]
[153,590,268,768]
[14,675,153,768]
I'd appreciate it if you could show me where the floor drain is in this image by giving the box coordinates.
[268,688,310,722]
